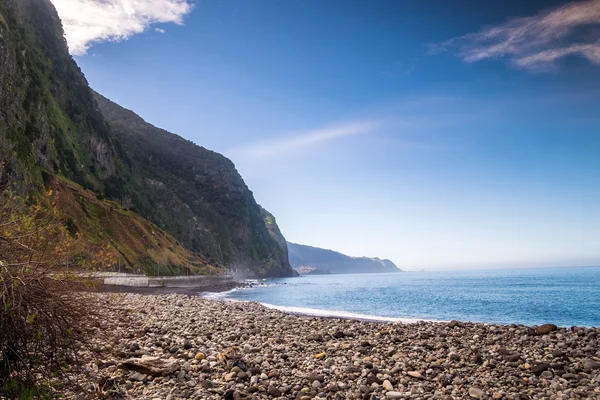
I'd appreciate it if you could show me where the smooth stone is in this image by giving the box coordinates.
[386,392,403,399]
[267,385,281,397]
[407,371,424,379]
[129,372,147,382]
[308,373,325,383]
[531,363,551,376]
[582,359,600,370]
[448,320,459,328]
[540,370,553,379]
[382,379,394,391]
[469,387,485,398]
[535,324,558,335]
[224,372,236,381]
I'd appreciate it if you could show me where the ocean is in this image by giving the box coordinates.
[210,266,600,327]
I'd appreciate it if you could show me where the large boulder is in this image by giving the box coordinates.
[534,324,558,335]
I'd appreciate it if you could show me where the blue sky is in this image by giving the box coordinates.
[52,0,600,270]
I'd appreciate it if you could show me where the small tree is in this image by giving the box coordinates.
[0,190,94,396]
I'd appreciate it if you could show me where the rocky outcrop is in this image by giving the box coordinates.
[0,0,120,190]
[288,242,401,274]
[92,92,295,278]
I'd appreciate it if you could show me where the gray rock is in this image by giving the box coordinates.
[469,387,485,398]
[267,384,281,397]
[308,373,325,382]
[386,392,403,399]
[562,373,581,381]
[582,359,600,370]
[129,372,147,382]
[531,363,551,376]
[307,333,323,342]
[540,370,553,379]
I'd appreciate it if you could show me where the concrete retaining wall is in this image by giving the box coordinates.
[104,277,149,287]
[101,275,234,288]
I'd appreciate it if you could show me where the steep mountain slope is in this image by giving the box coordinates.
[260,207,298,276]
[287,242,401,274]
[50,175,212,275]
[93,92,293,277]
[0,0,124,192]
[0,0,294,277]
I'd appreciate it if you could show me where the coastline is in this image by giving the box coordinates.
[98,278,434,324]
[93,276,248,296]
[67,292,600,399]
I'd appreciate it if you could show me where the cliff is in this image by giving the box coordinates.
[92,92,293,278]
[0,0,122,191]
[0,0,294,277]
[287,242,401,274]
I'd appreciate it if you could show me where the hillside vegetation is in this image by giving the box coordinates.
[93,92,293,277]
[0,0,294,277]
[50,176,213,275]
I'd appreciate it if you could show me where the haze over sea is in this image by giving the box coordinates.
[216,267,600,327]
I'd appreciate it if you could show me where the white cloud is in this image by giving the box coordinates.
[435,0,600,70]
[228,121,382,159]
[49,0,194,55]
[154,27,166,33]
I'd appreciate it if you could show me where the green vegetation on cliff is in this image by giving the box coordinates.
[50,176,213,275]
[0,0,294,277]
[0,0,122,191]
[93,92,293,277]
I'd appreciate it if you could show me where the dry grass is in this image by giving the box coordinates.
[0,191,96,397]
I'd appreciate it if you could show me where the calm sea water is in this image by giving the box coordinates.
[214,267,600,327]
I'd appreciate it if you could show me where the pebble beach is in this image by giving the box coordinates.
[74,293,600,399]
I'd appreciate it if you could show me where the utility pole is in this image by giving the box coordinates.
[118,257,121,274]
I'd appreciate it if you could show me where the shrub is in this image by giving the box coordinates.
[0,191,94,396]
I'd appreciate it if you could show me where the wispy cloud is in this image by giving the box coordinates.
[154,27,166,34]
[434,0,600,71]
[49,0,194,55]
[228,121,382,159]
